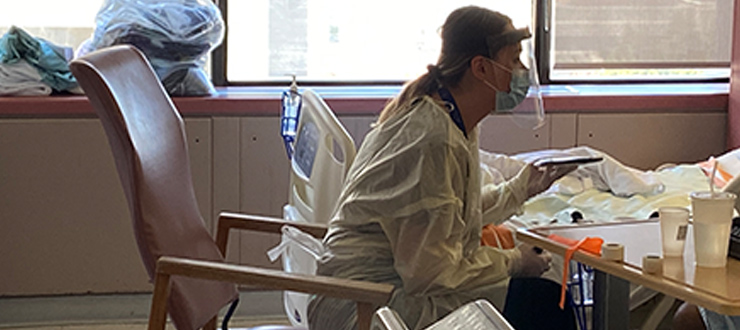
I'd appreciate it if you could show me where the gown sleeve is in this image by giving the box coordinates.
[480,165,531,226]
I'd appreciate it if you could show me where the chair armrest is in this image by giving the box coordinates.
[157,256,392,303]
[215,211,327,255]
[149,256,394,330]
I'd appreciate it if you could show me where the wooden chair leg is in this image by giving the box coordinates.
[148,272,172,330]
[203,316,217,330]
[357,302,374,330]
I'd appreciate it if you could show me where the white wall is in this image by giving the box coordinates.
[0,110,726,295]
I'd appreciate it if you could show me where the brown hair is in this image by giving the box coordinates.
[376,6,513,124]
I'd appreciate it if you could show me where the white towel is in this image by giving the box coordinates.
[0,60,52,96]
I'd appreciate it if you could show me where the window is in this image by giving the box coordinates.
[3,1,734,86]
[1,1,99,56]
[224,1,534,84]
[540,0,734,83]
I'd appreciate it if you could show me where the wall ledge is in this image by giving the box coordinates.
[0,83,729,118]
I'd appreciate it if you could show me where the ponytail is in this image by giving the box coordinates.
[376,67,440,124]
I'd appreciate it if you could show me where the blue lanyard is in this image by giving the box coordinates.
[438,87,467,138]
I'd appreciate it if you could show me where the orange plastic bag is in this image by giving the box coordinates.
[481,224,515,249]
[549,234,604,309]
[548,234,603,255]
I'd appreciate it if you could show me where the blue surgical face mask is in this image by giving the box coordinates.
[483,60,531,112]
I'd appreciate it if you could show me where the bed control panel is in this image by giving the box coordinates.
[730,217,740,261]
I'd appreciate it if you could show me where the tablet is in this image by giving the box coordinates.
[533,156,603,167]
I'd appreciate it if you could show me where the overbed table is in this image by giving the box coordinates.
[517,220,740,330]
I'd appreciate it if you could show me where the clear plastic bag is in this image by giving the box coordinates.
[84,0,224,96]
[267,225,325,327]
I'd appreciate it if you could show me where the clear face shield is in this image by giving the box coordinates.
[488,31,545,130]
[510,39,545,130]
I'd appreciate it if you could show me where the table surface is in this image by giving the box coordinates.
[517,220,740,315]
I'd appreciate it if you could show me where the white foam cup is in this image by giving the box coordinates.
[658,207,690,257]
[690,191,737,268]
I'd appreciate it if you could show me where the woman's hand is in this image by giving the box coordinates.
[509,243,552,278]
[524,163,578,199]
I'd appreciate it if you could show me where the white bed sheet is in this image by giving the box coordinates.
[509,164,710,229]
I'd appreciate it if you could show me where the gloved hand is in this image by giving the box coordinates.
[522,163,578,199]
[509,243,552,278]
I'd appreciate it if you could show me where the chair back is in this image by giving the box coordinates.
[70,45,237,330]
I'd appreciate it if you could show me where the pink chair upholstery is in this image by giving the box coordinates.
[70,45,238,330]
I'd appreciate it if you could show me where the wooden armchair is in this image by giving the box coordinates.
[69,44,393,330]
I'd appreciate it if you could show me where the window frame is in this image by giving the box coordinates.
[534,0,731,85]
[212,0,732,86]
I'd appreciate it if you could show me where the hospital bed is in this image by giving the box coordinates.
[280,79,357,225]
[482,147,740,228]
[273,82,359,328]
[480,146,740,330]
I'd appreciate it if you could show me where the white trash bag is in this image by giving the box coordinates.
[267,225,325,327]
